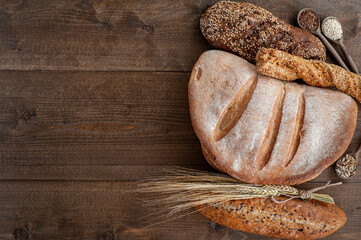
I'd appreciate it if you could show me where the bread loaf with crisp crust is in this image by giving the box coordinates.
[256,47,361,103]
[200,1,326,62]
[189,50,357,185]
[195,198,347,239]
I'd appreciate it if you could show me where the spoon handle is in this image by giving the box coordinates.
[339,42,359,74]
[317,33,350,71]
[356,141,361,160]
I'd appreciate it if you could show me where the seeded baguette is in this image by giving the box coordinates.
[256,47,361,103]
[196,198,346,239]
[200,1,326,62]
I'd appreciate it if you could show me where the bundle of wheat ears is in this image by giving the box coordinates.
[137,167,341,219]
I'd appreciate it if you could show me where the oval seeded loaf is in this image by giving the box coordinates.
[188,50,357,185]
[195,198,347,239]
[200,1,326,62]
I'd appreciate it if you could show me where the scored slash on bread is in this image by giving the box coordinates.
[276,85,305,168]
[214,75,258,141]
[256,83,285,170]
[189,50,357,185]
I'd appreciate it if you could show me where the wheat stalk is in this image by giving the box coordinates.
[137,167,338,217]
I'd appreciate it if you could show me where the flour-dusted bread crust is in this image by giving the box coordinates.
[200,1,326,62]
[189,50,357,185]
[195,198,347,239]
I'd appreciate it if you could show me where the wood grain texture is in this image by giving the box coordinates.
[0,0,361,239]
[0,0,360,71]
[1,164,361,183]
[0,71,360,182]
[0,181,359,240]
[0,71,203,167]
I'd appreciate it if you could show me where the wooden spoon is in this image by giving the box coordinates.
[335,142,361,179]
[322,16,359,74]
[297,8,350,71]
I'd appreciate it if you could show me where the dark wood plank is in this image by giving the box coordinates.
[0,71,203,167]
[0,164,361,184]
[0,1,360,239]
[0,71,360,182]
[0,0,360,71]
[0,181,359,240]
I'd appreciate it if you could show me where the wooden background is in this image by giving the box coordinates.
[0,0,360,239]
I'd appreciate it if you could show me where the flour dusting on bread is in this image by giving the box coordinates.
[189,50,357,185]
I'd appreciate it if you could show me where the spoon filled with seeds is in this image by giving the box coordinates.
[297,8,350,71]
[322,17,359,74]
[335,141,361,179]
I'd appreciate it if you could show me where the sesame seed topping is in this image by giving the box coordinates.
[200,1,326,62]
[322,18,342,40]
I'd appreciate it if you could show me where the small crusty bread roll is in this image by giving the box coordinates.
[196,197,347,239]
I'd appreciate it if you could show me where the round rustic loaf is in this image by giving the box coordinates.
[200,1,326,62]
[189,50,357,185]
